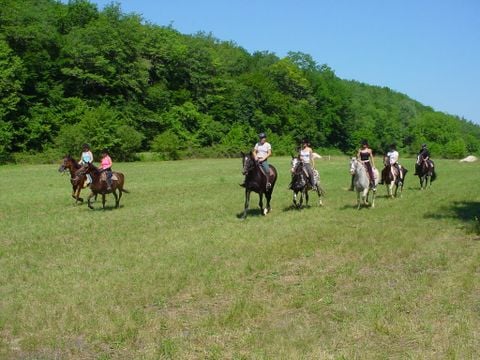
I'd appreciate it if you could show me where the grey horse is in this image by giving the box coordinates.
[349,158,379,209]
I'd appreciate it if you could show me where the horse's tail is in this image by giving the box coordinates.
[431,169,437,182]
[122,188,130,193]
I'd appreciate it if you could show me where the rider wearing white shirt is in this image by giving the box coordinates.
[387,144,402,180]
[299,139,316,189]
[253,132,272,189]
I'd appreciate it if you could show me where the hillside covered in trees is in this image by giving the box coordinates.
[1,0,479,163]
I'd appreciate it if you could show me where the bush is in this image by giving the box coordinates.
[150,130,181,160]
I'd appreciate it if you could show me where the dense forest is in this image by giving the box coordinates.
[1,0,479,163]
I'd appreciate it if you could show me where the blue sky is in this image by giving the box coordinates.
[85,0,480,124]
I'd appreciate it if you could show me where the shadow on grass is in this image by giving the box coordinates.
[424,201,480,222]
[282,204,314,212]
[236,208,264,219]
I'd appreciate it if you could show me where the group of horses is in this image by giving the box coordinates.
[59,152,436,214]
[58,155,128,209]
[241,151,436,217]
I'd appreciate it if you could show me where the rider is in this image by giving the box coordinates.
[357,139,376,188]
[253,132,272,190]
[79,143,93,186]
[99,148,113,190]
[299,138,316,190]
[414,143,431,175]
[386,143,403,181]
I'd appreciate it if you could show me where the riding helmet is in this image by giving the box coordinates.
[258,132,267,139]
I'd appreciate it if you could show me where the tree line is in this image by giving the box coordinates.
[1,0,479,163]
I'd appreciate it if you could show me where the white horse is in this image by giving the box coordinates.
[349,158,379,209]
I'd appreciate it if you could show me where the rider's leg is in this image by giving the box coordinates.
[106,171,112,190]
[366,163,375,187]
[396,163,403,179]
[262,161,271,188]
[306,164,316,188]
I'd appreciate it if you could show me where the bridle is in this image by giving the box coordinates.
[242,154,257,175]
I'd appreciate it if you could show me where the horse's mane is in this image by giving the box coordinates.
[64,154,81,168]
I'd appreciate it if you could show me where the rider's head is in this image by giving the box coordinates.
[390,143,396,150]
[421,143,427,149]
[302,138,310,147]
[258,132,267,143]
[82,143,90,151]
[101,148,109,156]
[361,139,369,148]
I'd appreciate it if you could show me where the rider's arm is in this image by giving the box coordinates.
[252,146,258,160]
[264,147,272,161]
[369,149,375,168]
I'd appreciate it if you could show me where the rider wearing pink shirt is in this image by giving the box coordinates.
[99,149,113,190]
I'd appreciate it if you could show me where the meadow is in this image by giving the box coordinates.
[0,156,479,359]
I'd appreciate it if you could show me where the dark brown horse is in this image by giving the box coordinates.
[240,151,277,219]
[416,159,436,189]
[58,155,87,203]
[381,157,408,198]
[75,163,129,209]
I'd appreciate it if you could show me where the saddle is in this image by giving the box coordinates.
[100,172,118,182]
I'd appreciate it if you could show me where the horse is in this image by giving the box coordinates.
[381,157,408,198]
[416,159,436,189]
[240,151,277,219]
[289,156,324,208]
[58,155,87,204]
[349,158,379,209]
[75,162,128,209]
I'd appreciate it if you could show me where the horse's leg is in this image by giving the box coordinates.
[293,191,298,208]
[305,188,309,207]
[259,193,267,215]
[117,188,123,207]
[74,186,84,204]
[356,190,361,210]
[371,188,376,208]
[102,194,106,209]
[265,191,272,214]
[316,185,323,206]
[113,189,119,208]
[87,192,95,209]
[242,190,251,219]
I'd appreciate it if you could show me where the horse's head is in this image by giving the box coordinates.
[383,155,389,167]
[58,155,74,173]
[241,151,256,175]
[349,157,358,175]
[290,156,300,173]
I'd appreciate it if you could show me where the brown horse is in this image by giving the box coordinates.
[75,163,129,209]
[289,156,324,208]
[240,151,277,219]
[416,159,437,189]
[381,157,408,198]
[58,155,87,203]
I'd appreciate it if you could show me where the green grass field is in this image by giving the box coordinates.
[1,157,479,359]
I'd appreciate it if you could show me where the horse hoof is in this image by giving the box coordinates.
[263,208,268,216]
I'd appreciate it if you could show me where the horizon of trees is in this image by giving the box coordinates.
[1,0,479,163]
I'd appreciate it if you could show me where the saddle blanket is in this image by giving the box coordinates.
[100,172,118,182]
